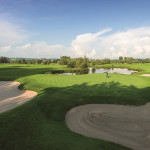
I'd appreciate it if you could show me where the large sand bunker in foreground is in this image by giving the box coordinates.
[66,103,150,150]
[0,81,37,113]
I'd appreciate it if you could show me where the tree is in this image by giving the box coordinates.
[91,59,96,65]
[67,59,75,68]
[47,59,51,64]
[75,57,83,68]
[92,67,96,73]
[0,57,9,63]
[21,59,27,64]
[124,57,133,64]
[119,56,123,61]
[59,56,71,65]
[80,56,89,68]
[42,59,48,65]
[36,59,42,64]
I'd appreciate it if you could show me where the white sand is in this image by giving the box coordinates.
[140,74,150,77]
[0,81,37,113]
[66,103,150,150]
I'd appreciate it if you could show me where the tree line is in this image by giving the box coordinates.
[1,56,150,68]
[0,57,59,64]
[91,57,150,65]
[12,58,58,65]
[59,56,150,67]
[0,56,89,68]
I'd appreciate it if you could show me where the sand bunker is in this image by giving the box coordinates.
[66,103,150,150]
[140,74,150,77]
[0,81,37,113]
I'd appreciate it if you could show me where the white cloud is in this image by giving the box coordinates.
[0,18,30,46]
[68,27,150,59]
[68,28,112,58]
[0,46,11,54]
[9,42,66,58]
[0,41,66,58]
[87,49,96,58]
[1,27,150,58]
[101,27,150,58]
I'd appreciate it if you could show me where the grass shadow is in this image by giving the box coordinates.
[0,67,60,81]
[36,81,150,121]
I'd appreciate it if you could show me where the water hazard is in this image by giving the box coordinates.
[59,68,137,75]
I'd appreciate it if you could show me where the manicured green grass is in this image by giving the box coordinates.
[0,64,68,80]
[0,63,150,150]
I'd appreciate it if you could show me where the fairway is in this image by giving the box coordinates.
[0,63,150,150]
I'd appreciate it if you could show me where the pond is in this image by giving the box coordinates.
[59,68,137,75]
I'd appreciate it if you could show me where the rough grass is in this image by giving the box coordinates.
[0,63,150,150]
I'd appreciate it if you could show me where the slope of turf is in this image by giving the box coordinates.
[0,64,68,80]
[0,63,150,150]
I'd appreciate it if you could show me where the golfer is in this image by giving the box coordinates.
[106,72,109,78]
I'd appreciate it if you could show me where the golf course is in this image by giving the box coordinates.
[0,63,150,150]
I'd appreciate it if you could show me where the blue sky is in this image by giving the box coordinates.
[0,0,150,58]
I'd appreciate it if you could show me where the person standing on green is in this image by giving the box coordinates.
[106,72,109,78]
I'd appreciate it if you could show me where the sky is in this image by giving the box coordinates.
[0,0,150,58]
